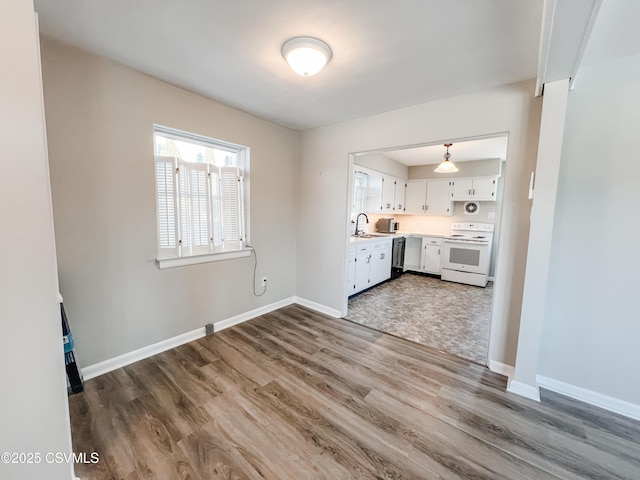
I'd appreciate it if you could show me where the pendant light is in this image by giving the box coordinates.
[282,37,332,76]
[434,143,459,173]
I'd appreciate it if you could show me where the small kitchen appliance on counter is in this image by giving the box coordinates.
[377,218,399,233]
[441,222,494,287]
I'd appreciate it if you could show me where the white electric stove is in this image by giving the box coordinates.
[441,222,494,287]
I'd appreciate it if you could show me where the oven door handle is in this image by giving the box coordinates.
[444,239,489,245]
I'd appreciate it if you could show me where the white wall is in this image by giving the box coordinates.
[0,3,73,479]
[511,79,569,399]
[539,54,640,405]
[40,40,299,367]
[298,80,541,367]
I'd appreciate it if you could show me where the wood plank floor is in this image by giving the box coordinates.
[69,304,640,479]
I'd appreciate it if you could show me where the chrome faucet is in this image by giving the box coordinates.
[354,212,369,236]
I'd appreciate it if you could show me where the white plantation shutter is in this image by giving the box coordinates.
[154,156,178,258]
[220,167,244,250]
[209,168,223,250]
[189,163,211,255]
[177,160,191,256]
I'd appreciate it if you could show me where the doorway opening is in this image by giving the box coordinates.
[343,134,509,365]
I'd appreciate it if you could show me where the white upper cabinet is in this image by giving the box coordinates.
[425,179,452,215]
[381,174,396,213]
[404,180,427,214]
[380,174,406,213]
[471,177,498,200]
[394,178,406,212]
[404,179,452,216]
[451,176,498,201]
[353,166,407,214]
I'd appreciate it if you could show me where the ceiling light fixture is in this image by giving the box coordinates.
[282,37,332,76]
[434,143,459,173]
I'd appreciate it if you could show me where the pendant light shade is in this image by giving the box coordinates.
[434,143,459,173]
[282,37,332,76]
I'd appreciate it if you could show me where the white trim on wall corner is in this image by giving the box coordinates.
[507,380,541,402]
[537,375,640,422]
[488,360,515,387]
[294,296,342,318]
[81,297,297,380]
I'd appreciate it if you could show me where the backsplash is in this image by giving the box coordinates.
[358,201,496,235]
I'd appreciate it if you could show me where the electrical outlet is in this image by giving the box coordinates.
[205,323,214,335]
[261,277,268,287]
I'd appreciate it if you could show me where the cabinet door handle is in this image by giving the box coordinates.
[380,253,385,259]
[473,189,476,195]
[425,205,429,211]
[468,189,472,195]
[438,249,440,255]
[366,255,371,263]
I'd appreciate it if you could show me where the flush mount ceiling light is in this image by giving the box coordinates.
[282,37,332,76]
[434,143,459,173]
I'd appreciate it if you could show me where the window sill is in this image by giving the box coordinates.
[156,248,252,270]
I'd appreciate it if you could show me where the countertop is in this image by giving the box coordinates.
[349,231,446,244]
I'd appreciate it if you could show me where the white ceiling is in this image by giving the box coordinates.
[581,0,640,67]
[367,134,509,166]
[34,0,543,130]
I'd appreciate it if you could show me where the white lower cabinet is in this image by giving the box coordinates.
[346,245,356,296]
[422,240,442,274]
[369,242,392,285]
[349,239,393,295]
[354,245,371,292]
[404,236,442,275]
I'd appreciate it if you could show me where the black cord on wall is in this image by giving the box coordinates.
[246,245,267,296]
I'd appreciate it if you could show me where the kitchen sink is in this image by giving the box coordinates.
[352,233,390,238]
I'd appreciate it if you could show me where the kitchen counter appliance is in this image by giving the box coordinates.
[441,222,494,287]
[377,218,399,233]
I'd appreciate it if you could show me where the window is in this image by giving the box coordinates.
[153,125,249,268]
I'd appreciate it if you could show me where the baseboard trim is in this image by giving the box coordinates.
[213,297,296,333]
[507,380,541,402]
[82,297,297,380]
[537,375,640,421]
[293,296,342,318]
[81,327,206,380]
[488,360,515,387]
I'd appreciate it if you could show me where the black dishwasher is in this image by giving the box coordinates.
[391,237,405,279]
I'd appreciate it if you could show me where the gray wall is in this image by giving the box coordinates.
[539,54,640,404]
[298,80,541,367]
[0,3,73,479]
[409,158,502,179]
[41,40,299,367]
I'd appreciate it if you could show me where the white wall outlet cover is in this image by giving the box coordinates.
[464,201,479,215]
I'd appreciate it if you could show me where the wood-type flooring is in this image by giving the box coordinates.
[69,304,640,479]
